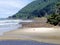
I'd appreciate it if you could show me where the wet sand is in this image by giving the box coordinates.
[0,27,60,44]
[0,40,58,45]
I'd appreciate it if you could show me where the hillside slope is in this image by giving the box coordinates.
[9,0,60,19]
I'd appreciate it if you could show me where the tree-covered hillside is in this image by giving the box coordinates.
[47,2,60,26]
[9,0,60,19]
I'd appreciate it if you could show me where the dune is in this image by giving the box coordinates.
[0,27,60,44]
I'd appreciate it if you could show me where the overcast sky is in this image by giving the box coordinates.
[0,0,33,18]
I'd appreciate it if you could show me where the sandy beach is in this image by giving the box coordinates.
[0,27,60,44]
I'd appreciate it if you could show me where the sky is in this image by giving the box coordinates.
[0,0,33,18]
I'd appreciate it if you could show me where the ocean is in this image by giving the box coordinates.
[0,19,33,35]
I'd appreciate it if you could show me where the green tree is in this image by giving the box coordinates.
[47,2,60,26]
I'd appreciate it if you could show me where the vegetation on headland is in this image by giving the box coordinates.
[8,0,60,19]
[47,2,60,26]
[8,0,60,26]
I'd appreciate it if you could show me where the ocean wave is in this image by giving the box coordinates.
[0,20,21,25]
[0,19,33,25]
[0,19,33,35]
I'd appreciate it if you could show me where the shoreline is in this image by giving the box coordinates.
[0,27,60,44]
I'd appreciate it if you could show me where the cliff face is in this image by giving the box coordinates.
[9,0,60,19]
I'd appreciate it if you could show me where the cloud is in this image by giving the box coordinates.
[0,0,33,18]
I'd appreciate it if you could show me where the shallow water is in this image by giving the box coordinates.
[0,19,33,35]
[0,40,59,45]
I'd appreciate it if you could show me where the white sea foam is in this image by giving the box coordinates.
[0,19,33,25]
[0,19,33,35]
